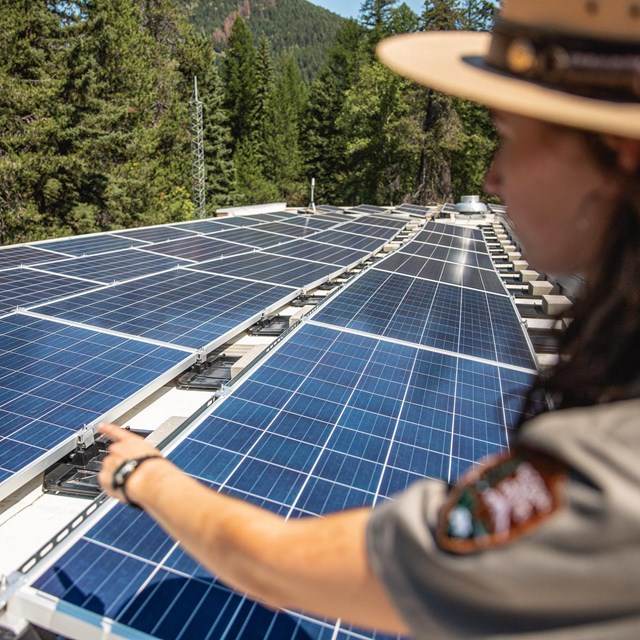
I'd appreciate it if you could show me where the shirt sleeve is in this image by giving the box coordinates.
[366,456,640,639]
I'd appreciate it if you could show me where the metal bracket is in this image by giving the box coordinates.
[75,426,94,450]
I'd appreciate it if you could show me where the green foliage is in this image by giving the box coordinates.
[1,0,500,244]
[181,0,345,83]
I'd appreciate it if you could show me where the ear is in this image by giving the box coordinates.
[601,136,640,174]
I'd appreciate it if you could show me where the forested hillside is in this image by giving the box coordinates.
[0,0,499,246]
[181,0,345,81]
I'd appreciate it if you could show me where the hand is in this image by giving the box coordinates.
[98,423,163,504]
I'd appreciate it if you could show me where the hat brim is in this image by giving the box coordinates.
[377,32,640,139]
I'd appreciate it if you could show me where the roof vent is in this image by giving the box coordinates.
[454,195,488,215]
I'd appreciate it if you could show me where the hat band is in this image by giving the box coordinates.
[486,18,640,101]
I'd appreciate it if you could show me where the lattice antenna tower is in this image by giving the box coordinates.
[190,76,207,219]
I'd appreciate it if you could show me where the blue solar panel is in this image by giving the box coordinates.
[335,222,400,240]
[192,252,343,288]
[34,270,297,349]
[0,245,69,271]
[36,234,147,256]
[423,221,483,240]
[113,226,197,243]
[376,252,507,295]
[284,216,339,231]
[0,313,190,497]
[142,235,249,262]
[171,219,250,234]
[214,227,294,249]
[349,216,407,230]
[401,241,495,270]
[308,230,388,252]
[30,321,532,639]
[21,217,536,640]
[255,222,320,238]
[268,240,370,266]
[32,249,189,284]
[0,268,101,316]
[413,229,488,253]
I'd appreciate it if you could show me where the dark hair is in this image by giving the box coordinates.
[519,133,640,425]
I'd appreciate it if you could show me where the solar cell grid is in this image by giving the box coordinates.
[0,313,190,497]
[0,268,101,316]
[32,249,189,284]
[30,320,532,639]
[33,270,297,349]
[214,227,294,249]
[401,242,495,270]
[412,229,488,254]
[309,230,388,252]
[191,252,343,288]
[349,216,408,230]
[268,240,370,266]
[0,245,69,271]
[36,234,147,257]
[113,226,198,243]
[142,235,249,262]
[335,222,399,240]
[283,216,338,231]
[423,221,483,240]
[171,219,249,234]
[253,221,319,238]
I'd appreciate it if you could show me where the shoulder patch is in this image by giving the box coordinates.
[436,447,567,554]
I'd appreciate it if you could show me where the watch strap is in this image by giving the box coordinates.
[111,454,163,509]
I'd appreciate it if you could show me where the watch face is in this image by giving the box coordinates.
[113,459,136,489]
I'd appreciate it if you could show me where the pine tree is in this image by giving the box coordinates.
[359,0,397,46]
[222,17,257,148]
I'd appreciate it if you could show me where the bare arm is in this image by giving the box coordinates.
[98,423,409,635]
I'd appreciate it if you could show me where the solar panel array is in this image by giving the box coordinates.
[21,222,537,640]
[0,212,401,499]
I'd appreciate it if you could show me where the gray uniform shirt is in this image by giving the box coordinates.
[367,398,640,639]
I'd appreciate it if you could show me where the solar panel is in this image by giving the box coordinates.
[314,205,343,214]
[113,226,198,243]
[32,249,189,284]
[244,221,318,239]
[142,236,249,262]
[26,315,533,640]
[36,234,147,257]
[423,221,483,240]
[203,216,262,227]
[214,227,295,249]
[401,242,495,270]
[413,229,489,254]
[0,245,69,271]
[268,240,370,267]
[192,252,344,289]
[307,230,390,252]
[347,216,408,230]
[16,218,536,640]
[393,203,429,216]
[33,270,298,349]
[244,212,297,222]
[0,312,191,500]
[284,216,339,231]
[171,219,251,234]
[0,268,101,316]
[345,204,388,215]
[375,251,507,296]
[334,222,400,240]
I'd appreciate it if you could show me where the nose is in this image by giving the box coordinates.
[484,153,502,198]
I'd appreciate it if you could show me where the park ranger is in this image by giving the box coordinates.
[99,0,640,637]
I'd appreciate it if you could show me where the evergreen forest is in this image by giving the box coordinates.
[0,0,499,245]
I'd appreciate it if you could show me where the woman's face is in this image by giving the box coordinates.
[484,111,619,276]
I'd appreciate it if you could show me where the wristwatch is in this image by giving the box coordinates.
[111,454,163,508]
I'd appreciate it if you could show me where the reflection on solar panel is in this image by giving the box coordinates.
[314,204,343,214]
[423,221,483,239]
[34,270,298,349]
[192,252,344,288]
[24,222,536,640]
[203,216,261,227]
[400,242,495,270]
[349,216,407,230]
[284,216,338,231]
[248,221,318,239]
[36,234,147,257]
[33,249,189,284]
[0,268,101,316]
[335,222,400,240]
[0,313,190,499]
[414,229,488,254]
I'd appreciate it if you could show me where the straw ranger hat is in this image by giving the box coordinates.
[376,0,640,139]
